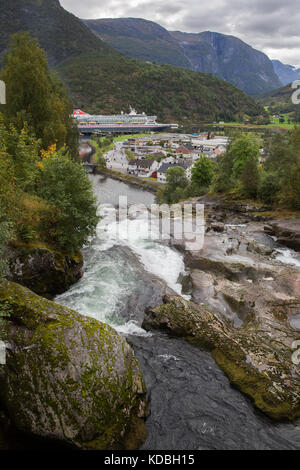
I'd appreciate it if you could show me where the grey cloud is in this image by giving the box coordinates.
[60,0,300,66]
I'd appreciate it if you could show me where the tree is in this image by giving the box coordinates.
[213,133,261,196]
[36,155,99,254]
[0,33,78,158]
[191,157,216,189]
[240,155,260,198]
[230,134,260,180]
[157,166,189,203]
[0,116,40,192]
[258,171,281,204]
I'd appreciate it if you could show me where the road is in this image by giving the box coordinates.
[105,142,128,174]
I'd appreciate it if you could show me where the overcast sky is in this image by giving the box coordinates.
[60,0,300,67]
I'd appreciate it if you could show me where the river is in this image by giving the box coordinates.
[56,175,300,450]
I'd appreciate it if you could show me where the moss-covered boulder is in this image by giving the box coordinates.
[143,295,300,421]
[0,281,147,450]
[6,243,83,298]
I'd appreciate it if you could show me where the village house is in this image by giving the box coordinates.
[157,162,189,184]
[175,145,191,156]
[128,159,159,177]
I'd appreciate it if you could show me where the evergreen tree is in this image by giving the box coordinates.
[0,33,78,158]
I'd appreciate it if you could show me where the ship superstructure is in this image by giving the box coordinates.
[73,107,178,134]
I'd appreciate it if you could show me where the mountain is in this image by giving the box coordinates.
[272,60,300,86]
[0,0,111,66]
[170,31,282,95]
[83,17,191,68]
[257,83,300,122]
[84,18,281,95]
[0,1,263,125]
[258,83,296,110]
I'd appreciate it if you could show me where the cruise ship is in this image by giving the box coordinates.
[73,107,178,134]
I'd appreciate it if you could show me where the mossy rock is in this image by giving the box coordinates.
[0,281,147,449]
[143,296,300,421]
[6,243,83,298]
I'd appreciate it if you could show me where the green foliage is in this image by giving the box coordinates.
[0,1,264,127]
[0,119,40,192]
[213,133,261,198]
[157,167,190,204]
[0,36,98,256]
[258,171,281,204]
[0,221,13,281]
[229,134,260,180]
[213,127,300,209]
[36,156,99,254]
[0,33,78,158]
[191,157,216,189]
[0,123,97,257]
[58,52,263,127]
[240,155,260,199]
[0,144,18,280]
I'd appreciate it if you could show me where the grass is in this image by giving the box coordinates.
[113,133,156,142]
[210,113,295,130]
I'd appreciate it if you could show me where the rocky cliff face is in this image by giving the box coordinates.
[6,244,83,299]
[0,281,147,449]
[83,18,191,68]
[272,60,300,86]
[171,31,282,95]
[84,18,281,95]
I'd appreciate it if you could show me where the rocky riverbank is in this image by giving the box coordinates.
[144,196,300,421]
[95,168,162,194]
[0,281,147,450]
[6,243,83,299]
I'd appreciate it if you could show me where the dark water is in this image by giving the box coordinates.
[57,176,300,450]
[130,334,300,450]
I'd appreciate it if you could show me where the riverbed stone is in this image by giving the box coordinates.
[264,219,300,252]
[0,281,147,450]
[247,240,273,256]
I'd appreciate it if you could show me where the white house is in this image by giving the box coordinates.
[157,162,189,183]
[128,159,159,177]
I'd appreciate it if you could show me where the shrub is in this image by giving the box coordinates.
[36,156,99,254]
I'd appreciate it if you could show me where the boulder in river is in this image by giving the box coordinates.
[0,281,147,450]
[264,219,300,252]
[6,243,83,298]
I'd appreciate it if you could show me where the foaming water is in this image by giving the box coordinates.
[276,247,300,267]
[97,212,187,295]
[57,178,187,333]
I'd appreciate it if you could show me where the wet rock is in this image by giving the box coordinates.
[211,222,225,233]
[265,219,300,252]
[6,244,83,299]
[177,273,192,296]
[247,241,273,256]
[149,197,300,421]
[0,281,147,450]
[143,295,300,421]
